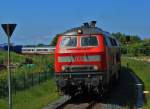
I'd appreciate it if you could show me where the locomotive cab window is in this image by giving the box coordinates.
[61,36,77,47]
[81,36,98,46]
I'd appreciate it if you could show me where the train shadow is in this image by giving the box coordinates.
[64,66,146,109]
[100,66,145,108]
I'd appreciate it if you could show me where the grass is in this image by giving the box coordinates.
[0,79,60,109]
[0,50,26,64]
[0,51,58,109]
[121,57,150,109]
[0,50,54,81]
[1,51,149,108]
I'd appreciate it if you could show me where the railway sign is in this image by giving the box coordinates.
[1,23,17,109]
[1,24,17,37]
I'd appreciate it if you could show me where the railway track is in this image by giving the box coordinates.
[47,93,98,109]
[62,100,97,109]
[54,97,123,109]
[44,95,71,109]
[45,68,144,109]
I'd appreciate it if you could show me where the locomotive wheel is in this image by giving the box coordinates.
[115,72,119,81]
[115,69,121,82]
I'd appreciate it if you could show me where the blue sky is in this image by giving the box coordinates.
[0,0,150,45]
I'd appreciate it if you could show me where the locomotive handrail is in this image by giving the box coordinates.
[55,72,105,76]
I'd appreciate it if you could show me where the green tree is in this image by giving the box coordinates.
[112,32,126,44]
[130,35,141,43]
[143,38,150,46]
[37,43,45,47]
[112,32,141,45]
[50,34,59,46]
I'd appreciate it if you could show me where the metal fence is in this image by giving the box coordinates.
[121,47,150,56]
[0,71,53,98]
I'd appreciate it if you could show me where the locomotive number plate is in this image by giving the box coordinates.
[74,56,84,62]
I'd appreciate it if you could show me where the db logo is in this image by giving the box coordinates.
[75,56,83,62]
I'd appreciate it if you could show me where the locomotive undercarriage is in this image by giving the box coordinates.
[56,72,107,96]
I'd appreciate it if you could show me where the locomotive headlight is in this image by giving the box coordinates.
[93,65,98,70]
[77,29,82,34]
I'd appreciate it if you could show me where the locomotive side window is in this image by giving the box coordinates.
[104,36,111,47]
[103,37,108,46]
[61,36,77,47]
[116,40,120,46]
[109,38,114,46]
[81,36,98,46]
[113,39,117,46]
[109,37,117,46]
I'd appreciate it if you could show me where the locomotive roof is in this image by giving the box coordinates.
[60,21,111,36]
[61,26,105,35]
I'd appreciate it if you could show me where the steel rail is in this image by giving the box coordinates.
[43,95,71,109]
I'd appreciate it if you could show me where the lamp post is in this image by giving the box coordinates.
[1,24,17,109]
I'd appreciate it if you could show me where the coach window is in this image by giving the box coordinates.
[81,36,98,46]
[43,49,48,51]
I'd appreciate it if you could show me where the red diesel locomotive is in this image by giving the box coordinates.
[54,21,121,96]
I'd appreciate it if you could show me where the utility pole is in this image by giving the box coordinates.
[126,36,130,55]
